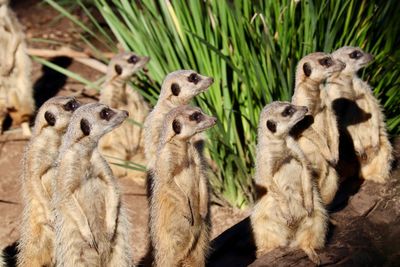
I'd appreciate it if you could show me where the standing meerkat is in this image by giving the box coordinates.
[52,103,132,267]
[99,52,150,182]
[0,0,34,136]
[17,96,80,267]
[150,105,217,267]
[143,70,214,191]
[251,101,327,265]
[329,46,393,183]
[291,52,345,204]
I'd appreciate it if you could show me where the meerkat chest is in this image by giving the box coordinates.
[273,157,304,203]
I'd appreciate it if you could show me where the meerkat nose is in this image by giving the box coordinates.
[212,117,217,124]
[210,77,214,83]
[123,110,129,117]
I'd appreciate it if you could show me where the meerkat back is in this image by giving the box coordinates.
[99,52,150,182]
[53,103,132,267]
[0,0,34,136]
[17,96,80,267]
[150,105,216,267]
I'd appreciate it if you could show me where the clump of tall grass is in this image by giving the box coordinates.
[44,0,400,208]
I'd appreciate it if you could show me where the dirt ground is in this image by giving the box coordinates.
[0,0,248,265]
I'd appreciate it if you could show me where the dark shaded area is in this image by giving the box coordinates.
[2,241,18,267]
[33,56,72,110]
[208,217,256,267]
[208,161,400,266]
[1,114,13,133]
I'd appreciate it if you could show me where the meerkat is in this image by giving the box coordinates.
[251,101,327,265]
[17,96,80,267]
[291,52,345,204]
[143,70,213,192]
[150,105,216,267]
[0,0,34,136]
[99,52,150,182]
[52,103,132,267]
[329,46,393,183]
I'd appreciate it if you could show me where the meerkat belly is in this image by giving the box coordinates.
[74,178,108,241]
[274,160,306,216]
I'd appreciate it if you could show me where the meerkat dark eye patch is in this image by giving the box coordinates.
[189,111,203,122]
[303,63,312,77]
[171,83,180,96]
[282,106,295,117]
[349,50,363,59]
[44,111,56,126]
[266,120,276,133]
[318,57,333,67]
[80,119,91,136]
[172,119,181,134]
[114,64,122,75]
[127,55,139,64]
[99,107,115,121]
[63,99,80,112]
[188,73,200,84]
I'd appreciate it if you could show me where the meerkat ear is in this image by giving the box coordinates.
[80,119,91,136]
[303,63,312,77]
[114,64,122,75]
[171,83,180,96]
[44,111,56,126]
[172,119,181,134]
[266,120,276,133]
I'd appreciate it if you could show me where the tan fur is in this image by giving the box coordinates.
[52,103,133,267]
[150,105,216,267]
[99,52,150,182]
[17,96,80,267]
[330,46,393,183]
[143,70,214,172]
[0,0,34,135]
[251,101,327,265]
[291,52,344,204]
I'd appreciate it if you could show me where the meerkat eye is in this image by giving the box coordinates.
[115,64,122,75]
[282,106,295,117]
[171,83,180,96]
[189,111,203,122]
[172,119,181,134]
[127,55,139,64]
[318,57,333,67]
[44,111,56,126]
[349,50,362,59]
[63,99,80,112]
[80,118,91,136]
[188,73,200,84]
[266,120,276,133]
[99,107,115,121]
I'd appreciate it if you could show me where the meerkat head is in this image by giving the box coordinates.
[65,103,128,144]
[258,101,308,140]
[108,52,150,80]
[33,96,80,135]
[158,70,214,106]
[160,105,217,144]
[295,52,346,86]
[331,46,374,75]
